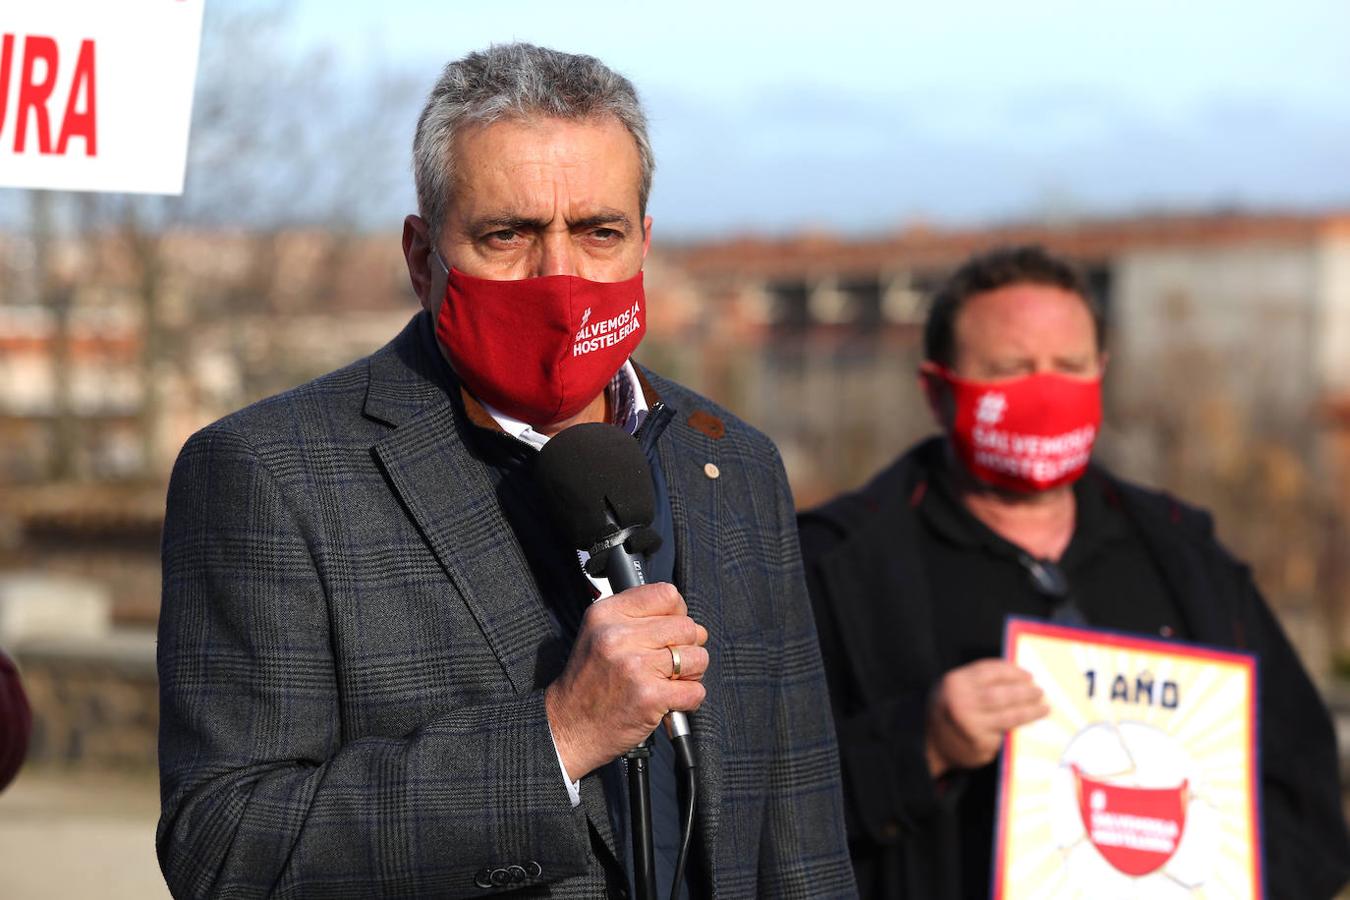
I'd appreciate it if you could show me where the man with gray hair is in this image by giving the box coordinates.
[157,43,855,897]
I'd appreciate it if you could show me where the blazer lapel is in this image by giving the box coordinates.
[657,412,726,890]
[372,400,556,694]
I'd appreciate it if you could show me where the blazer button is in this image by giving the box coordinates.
[880,821,900,841]
[475,862,542,889]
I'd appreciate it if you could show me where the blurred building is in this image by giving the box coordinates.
[0,229,413,482]
[653,214,1350,492]
[650,211,1350,675]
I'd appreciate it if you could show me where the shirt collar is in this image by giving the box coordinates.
[481,360,649,451]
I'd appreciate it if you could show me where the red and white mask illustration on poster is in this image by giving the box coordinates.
[1073,765,1189,877]
[1049,721,1220,893]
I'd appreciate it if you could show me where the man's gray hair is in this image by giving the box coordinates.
[413,43,655,237]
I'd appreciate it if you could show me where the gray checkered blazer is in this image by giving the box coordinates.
[157,314,856,898]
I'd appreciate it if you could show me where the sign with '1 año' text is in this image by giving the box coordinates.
[994,618,1260,899]
[0,1,204,195]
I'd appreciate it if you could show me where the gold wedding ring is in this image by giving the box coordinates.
[668,645,682,678]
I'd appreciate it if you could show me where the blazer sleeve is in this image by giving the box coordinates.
[753,446,859,897]
[797,515,948,850]
[156,426,593,899]
[1236,569,1350,898]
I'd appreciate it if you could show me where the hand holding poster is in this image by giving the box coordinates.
[0,0,204,194]
[994,618,1260,899]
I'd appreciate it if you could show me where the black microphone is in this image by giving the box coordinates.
[534,422,694,762]
[537,422,699,900]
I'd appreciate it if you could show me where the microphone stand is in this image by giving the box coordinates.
[595,522,660,900]
[624,737,659,900]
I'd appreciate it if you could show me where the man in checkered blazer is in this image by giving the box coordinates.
[156,44,856,898]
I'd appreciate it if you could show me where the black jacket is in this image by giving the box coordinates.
[799,437,1350,899]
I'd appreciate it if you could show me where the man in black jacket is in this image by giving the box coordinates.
[799,244,1350,899]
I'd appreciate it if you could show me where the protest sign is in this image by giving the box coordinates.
[994,618,1260,899]
[0,1,204,194]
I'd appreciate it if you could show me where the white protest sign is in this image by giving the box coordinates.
[0,1,205,195]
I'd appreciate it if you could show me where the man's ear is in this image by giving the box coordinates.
[917,362,953,430]
[641,215,653,261]
[402,214,442,314]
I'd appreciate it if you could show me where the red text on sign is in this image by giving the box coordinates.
[0,34,98,156]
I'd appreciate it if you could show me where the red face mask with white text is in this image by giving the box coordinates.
[432,256,646,426]
[923,363,1102,493]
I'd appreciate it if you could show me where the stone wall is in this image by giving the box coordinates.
[12,631,157,770]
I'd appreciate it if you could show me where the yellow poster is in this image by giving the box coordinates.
[993,618,1260,899]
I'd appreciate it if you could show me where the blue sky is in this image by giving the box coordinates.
[289,1,1349,107]
[64,1,1350,236]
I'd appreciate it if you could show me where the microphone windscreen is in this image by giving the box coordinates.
[534,422,656,550]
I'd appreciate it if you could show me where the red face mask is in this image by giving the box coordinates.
[432,257,646,426]
[924,363,1102,493]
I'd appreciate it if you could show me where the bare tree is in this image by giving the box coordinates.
[12,1,419,482]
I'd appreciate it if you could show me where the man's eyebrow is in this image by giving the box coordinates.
[570,210,633,230]
[466,215,549,233]
[465,210,634,233]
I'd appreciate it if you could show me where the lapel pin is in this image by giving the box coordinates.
[704,463,720,479]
